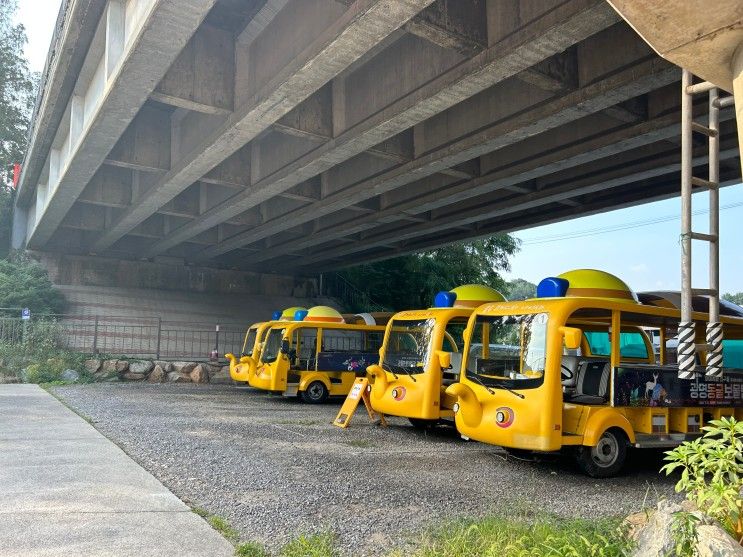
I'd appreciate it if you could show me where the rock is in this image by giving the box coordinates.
[61,369,80,382]
[122,372,146,381]
[632,500,681,557]
[190,364,209,384]
[148,365,165,383]
[115,360,129,373]
[84,359,102,374]
[697,524,743,557]
[204,363,222,375]
[153,360,174,373]
[128,360,154,374]
[171,361,197,374]
[101,360,119,373]
[167,371,190,383]
[209,366,233,384]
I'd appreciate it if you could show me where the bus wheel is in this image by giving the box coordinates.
[300,381,328,404]
[408,418,437,429]
[575,429,627,478]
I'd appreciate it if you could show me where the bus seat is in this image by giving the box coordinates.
[444,352,463,385]
[569,361,610,405]
[561,355,580,389]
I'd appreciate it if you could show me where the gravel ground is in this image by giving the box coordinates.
[52,383,678,556]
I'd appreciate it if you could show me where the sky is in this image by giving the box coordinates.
[14,1,743,296]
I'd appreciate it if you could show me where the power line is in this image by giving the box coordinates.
[519,201,743,246]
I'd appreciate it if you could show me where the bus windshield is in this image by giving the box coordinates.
[241,327,258,356]
[381,318,436,375]
[465,313,548,389]
[261,328,286,363]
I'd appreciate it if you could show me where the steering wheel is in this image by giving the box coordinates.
[560,364,575,381]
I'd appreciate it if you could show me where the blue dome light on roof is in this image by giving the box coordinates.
[271,310,282,321]
[433,291,457,308]
[537,277,569,298]
[294,309,309,321]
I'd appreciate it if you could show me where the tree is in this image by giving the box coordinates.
[723,292,743,306]
[0,1,37,257]
[0,255,65,315]
[506,278,536,301]
[338,235,520,311]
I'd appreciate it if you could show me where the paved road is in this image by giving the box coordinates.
[53,383,679,556]
[0,384,234,557]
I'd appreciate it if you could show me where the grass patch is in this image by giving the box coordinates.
[235,541,271,557]
[344,439,374,449]
[281,532,338,557]
[390,512,633,557]
[208,515,240,544]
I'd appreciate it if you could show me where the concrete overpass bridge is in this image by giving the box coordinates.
[13,0,742,277]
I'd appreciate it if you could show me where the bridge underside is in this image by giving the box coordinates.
[16,0,742,275]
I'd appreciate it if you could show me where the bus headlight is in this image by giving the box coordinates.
[452,402,460,413]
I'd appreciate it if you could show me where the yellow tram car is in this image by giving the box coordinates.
[367,285,506,428]
[446,269,743,477]
[249,306,389,403]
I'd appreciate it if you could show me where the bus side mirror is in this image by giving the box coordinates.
[436,350,452,370]
[280,339,290,354]
[559,327,582,350]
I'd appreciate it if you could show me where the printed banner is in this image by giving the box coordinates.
[613,366,743,407]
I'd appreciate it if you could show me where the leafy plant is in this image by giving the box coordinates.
[0,255,66,315]
[662,417,743,545]
[281,533,337,557]
[235,542,270,557]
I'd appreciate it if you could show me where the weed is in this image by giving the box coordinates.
[192,507,210,518]
[235,541,270,557]
[389,513,633,557]
[281,532,338,557]
[208,515,240,544]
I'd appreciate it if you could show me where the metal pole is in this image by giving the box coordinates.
[706,86,723,376]
[678,69,696,379]
[156,317,162,360]
[92,315,99,354]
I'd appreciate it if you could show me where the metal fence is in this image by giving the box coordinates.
[0,313,246,361]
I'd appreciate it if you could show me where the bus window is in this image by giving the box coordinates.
[322,329,363,351]
[443,318,468,353]
[365,331,384,351]
[584,330,649,359]
[723,339,743,370]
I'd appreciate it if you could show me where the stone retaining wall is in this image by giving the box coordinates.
[84,358,232,384]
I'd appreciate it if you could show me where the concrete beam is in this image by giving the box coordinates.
[198,56,677,262]
[92,0,435,254]
[27,0,217,249]
[291,146,739,269]
[145,0,620,258]
[248,108,711,264]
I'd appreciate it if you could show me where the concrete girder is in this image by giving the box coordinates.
[150,0,620,260]
[91,0,436,254]
[26,0,218,250]
[16,0,107,206]
[291,147,740,270]
[245,108,716,265]
[198,56,678,263]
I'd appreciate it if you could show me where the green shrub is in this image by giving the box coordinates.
[390,513,632,557]
[662,417,743,545]
[235,542,270,557]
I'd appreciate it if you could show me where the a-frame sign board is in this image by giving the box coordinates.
[333,377,387,428]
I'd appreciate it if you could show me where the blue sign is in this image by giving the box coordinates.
[21,308,30,320]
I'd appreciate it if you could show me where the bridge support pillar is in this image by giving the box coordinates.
[733,43,743,176]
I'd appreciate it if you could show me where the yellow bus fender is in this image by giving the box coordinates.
[298,372,331,393]
[444,383,483,428]
[225,353,237,372]
[582,407,636,446]
[366,365,387,402]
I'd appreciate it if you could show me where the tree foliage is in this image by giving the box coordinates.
[0,255,65,315]
[506,278,536,301]
[338,235,520,311]
[0,0,36,184]
[723,292,743,306]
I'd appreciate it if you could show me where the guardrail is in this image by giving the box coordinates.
[0,312,246,361]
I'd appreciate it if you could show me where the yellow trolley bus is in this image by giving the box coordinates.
[250,306,388,403]
[367,285,505,428]
[226,307,306,384]
[446,269,743,477]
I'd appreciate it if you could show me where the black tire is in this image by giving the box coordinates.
[575,429,627,478]
[408,418,438,429]
[300,381,329,404]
